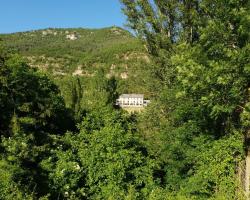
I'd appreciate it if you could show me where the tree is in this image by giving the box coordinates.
[55,75,84,122]
[121,0,250,198]
[41,107,161,199]
[0,49,74,198]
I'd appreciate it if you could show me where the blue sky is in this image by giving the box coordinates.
[0,0,127,33]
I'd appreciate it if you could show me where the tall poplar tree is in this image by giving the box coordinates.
[121,0,250,198]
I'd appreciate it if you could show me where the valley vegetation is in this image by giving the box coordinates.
[0,0,250,199]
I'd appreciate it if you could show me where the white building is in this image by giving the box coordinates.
[66,33,78,40]
[116,94,150,107]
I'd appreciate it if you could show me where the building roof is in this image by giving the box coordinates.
[119,94,144,98]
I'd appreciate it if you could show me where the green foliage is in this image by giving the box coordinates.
[183,132,243,199]
[122,0,250,199]
[0,49,74,199]
[78,108,154,199]
[0,27,145,73]
[0,0,249,199]
[0,27,154,96]
[0,54,74,136]
[40,108,161,199]
[0,158,35,200]
[54,75,84,121]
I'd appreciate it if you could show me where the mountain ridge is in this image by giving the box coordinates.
[0,26,152,95]
[0,26,148,75]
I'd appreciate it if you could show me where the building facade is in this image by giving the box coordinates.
[116,94,150,107]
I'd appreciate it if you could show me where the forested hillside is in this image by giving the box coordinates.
[0,0,250,199]
[0,27,153,105]
[0,27,147,72]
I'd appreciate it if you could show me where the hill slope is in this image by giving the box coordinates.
[0,27,153,96]
[0,27,150,77]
